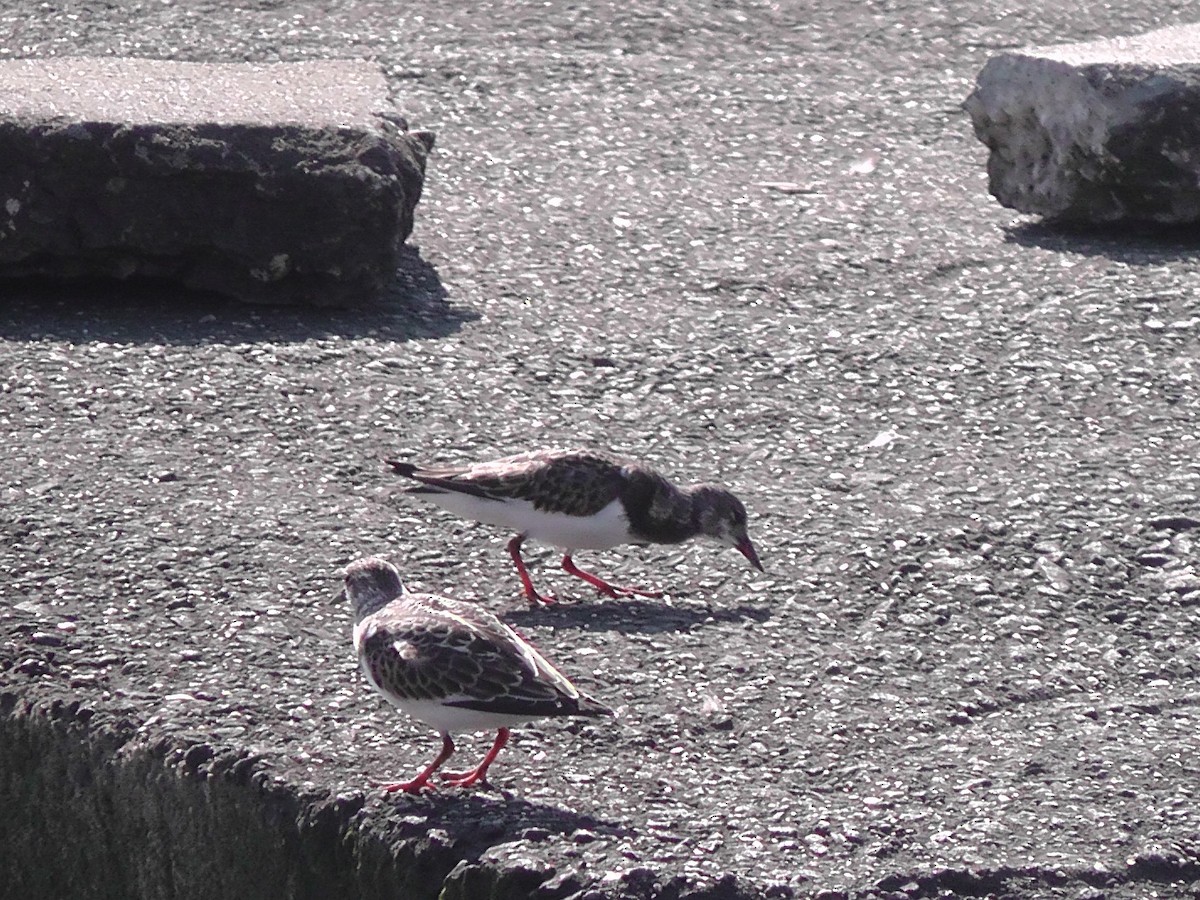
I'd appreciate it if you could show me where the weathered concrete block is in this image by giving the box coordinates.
[0,58,434,304]
[965,24,1200,224]
[0,695,435,900]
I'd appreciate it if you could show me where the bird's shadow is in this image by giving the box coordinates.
[0,244,476,346]
[365,790,632,855]
[504,595,772,635]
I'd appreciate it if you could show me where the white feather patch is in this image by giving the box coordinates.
[424,494,633,550]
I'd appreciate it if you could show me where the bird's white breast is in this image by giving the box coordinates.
[352,619,371,654]
[426,493,633,551]
[380,694,540,733]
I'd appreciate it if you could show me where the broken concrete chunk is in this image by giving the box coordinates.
[0,58,434,304]
[964,24,1200,224]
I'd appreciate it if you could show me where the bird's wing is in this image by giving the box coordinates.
[388,450,624,516]
[361,600,607,718]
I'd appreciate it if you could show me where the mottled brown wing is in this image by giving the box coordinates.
[402,449,626,517]
[511,450,625,515]
[360,607,590,717]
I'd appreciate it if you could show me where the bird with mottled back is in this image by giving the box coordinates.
[340,556,612,793]
[387,447,762,605]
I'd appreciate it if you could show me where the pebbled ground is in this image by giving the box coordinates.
[2,1,1200,898]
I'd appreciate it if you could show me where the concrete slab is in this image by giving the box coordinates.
[0,58,434,304]
[5,2,1200,899]
[965,23,1200,224]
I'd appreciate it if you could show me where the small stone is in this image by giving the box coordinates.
[1164,572,1200,593]
[754,181,818,194]
[534,871,583,898]
[183,744,216,770]
[16,658,48,675]
[1150,515,1200,531]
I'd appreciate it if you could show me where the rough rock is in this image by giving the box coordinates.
[0,693,443,900]
[6,1,1200,899]
[0,58,434,305]
[964,24,1200,224]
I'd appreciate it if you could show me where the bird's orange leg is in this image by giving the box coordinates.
[383,732,455,794]
[561,554,664,599]
[508,535,555,605]
[441,728,510,788]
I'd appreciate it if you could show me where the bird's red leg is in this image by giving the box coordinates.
[383,732,455,794]
[508,534,554,606]
[561,554,664,599]
[441,728,510,788]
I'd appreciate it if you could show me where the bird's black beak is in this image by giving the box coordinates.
[736,537,763,572]
[330,588,346,605]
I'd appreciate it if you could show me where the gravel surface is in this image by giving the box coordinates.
[3,1,1200,898]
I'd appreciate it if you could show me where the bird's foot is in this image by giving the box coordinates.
[561,555,664,600]
[382,777,436,794]
[592,581,664,600]
[524,587,558,607]
[440,769,492,789]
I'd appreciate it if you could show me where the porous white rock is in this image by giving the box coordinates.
[965,24,1200,224]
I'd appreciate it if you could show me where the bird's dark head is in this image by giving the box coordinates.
[339,557,405,621]
[690,485,763,571]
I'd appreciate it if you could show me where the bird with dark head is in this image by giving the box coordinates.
[386,447,762,605]
[689,485,759,567]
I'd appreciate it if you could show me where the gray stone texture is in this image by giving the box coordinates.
[6,2,1200,899]
[0,58,434,304]
[0,694,427,900]
[965,24,1200,224]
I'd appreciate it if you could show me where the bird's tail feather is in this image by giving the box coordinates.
[575,694,617,718]
[385,459,418,478]
[385,459,453,495]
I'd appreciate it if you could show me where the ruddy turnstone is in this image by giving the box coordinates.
[386,448,762,605]
[339,556,613,793]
